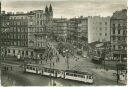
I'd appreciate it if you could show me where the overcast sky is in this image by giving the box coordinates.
[1,0,127,18]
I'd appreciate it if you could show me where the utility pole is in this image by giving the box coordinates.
[116,63,119,84]
[67,54,69,70]
[50,60,52,86]
[63,49,70,70]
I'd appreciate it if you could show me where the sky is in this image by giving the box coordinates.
[1,0,127,18]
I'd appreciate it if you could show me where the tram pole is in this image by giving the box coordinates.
[67,55,69,70]
[50,60,52,86]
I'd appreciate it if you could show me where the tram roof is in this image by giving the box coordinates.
[64,70,92,75]
[26,63,67,70]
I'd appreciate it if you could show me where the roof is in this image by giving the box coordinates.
[88,41,101,48]
[111,9,127,20]
[65,70,91,75]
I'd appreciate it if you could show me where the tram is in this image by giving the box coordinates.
[24,64,93,84]
[25,64,41,74]
[64,70,93,83]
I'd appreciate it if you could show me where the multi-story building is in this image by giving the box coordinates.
[1,12,32,59]
[52,18,68,42]
[28,5,53,48]
[88,16,110,43]
[110,9,127,61]
[1,4,53,60]
[1,12,10,46]
[67,16,88,50]
[9,13,28,47]
[27,5,53,59]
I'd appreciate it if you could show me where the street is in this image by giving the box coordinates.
[1,54,125,86]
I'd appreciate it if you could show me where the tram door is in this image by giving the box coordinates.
[55,71,57,77]
[62,71,65,78]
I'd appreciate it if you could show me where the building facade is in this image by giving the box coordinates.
[110,9,127,61]
[52,18,68,42]
[28,5,53,48]
[88,16,110,43]
[1,4,53,60]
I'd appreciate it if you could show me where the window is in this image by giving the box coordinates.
[40,54,42,57]
[99,28,102,31]
[105,22,107,25]
[112,37,115,41]
[66,73,69,75]
[113,45,115,50]
[40,14,42,18]
[8,49,10,53]
[113,24,115,28]
[99,33,102,36]
[87,75,89,79]
[118,37,120,41]
[37,21,39,25]
[27,66,29,69]
[89,76,92,79]
[74,74,77,77]
[26,51,28,55]
[113,29,115,34]
[18,50,20,53]
[118,30,120,34]
[105,33,107,36]
[22,51,24,55]
[33,67,35,70]
[40,21,42,25]
[118,24,120,27]
[118,45,121,50]
[30,67,32,70]
[13,50,15,54]
[123,30,125,35]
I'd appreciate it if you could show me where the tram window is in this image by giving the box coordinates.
[89,76,92,79]
[74,74,77,77]
[27,66,29,69]
[44,69,47,72]
[47,70,50,73]
[77,75,83,78]
[66,73,69,75]
[45,69,47,72]
[33,68,35,70]
[70,73,73,76]
[82,75,85,78]
[50,70,53,73]
[68,73,71,76]
[30,67,32,70]
[77,75,80,77]
[80,75,84,78]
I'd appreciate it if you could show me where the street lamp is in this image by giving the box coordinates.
[63,49,69,70]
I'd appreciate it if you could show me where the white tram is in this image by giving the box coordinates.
[25,64,41,74]
[64,70,93,84]
[24,64,93,84]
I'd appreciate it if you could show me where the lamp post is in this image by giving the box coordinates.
[63,49,69,70]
